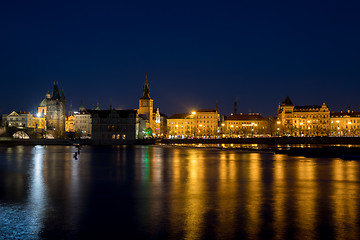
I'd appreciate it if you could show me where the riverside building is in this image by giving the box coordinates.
[74,103,92,138]
[37,82,66,137]
[91,109,145,144]
[137,75,161,137]
[330,110,360,136]
[167,109,220,138]
[276,96,331,136]
[223,113,271,137]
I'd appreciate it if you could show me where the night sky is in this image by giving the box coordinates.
[1,0,360,117]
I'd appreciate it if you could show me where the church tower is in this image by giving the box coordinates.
[138,75,154,127]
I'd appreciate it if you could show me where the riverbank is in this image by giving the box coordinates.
[160,136,360,145]
[2,137,360,159]
[0,138,156,146]
[1,136,360,146]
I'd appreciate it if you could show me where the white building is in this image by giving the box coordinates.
[74,103,92,137]
[7,111,35,128]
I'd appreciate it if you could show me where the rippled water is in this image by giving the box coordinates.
[0,145,360,239]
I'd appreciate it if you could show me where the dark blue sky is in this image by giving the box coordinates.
[1,0,360,117]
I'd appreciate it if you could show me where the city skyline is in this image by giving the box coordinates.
[1,1,360,116]
[2,79,360,118]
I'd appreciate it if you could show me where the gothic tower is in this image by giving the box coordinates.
[39,82,66,137]
[138,75,154,128]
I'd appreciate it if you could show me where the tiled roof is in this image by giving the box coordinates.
[282,96,294,106]
[168,114,188,119]
[331,112,360,117]
[224,114,267,121]
[90,110,137,118]
[294,105,322,111]
[195,109,217,112]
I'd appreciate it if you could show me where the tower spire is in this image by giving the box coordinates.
[141,74,151,99]
[69,100,73,116]
[52,81,60,99]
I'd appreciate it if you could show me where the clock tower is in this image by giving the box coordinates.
[138,75,154,126]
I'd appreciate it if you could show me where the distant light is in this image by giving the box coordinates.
[277,121,281,124]
[74,111,79,114]
[36,113,41,118]
[348,122,352,124]
[192,111,196,115]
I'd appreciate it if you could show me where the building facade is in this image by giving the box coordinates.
[65,115,75,132]
[137,75,161,137]
[74,103,92,137]
[167,109,220,138]
[330,111,360,136]
[7,111,35,128]
[223,113,271,137]
[38,83,66,137]
[276,96,330,136]
[91,109,145,145]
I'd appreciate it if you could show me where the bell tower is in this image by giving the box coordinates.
[138,75,154,130]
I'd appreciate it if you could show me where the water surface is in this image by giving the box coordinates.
[0,145,359,239]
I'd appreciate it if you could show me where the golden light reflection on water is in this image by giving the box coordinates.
[1,145,360,239]
[246,153,263,240]
[295,158,317,240]
[273,154,287,240]
[167,148,184,239]
[183,149,206,240]
[332,159,359,240]
[216,151,238,239]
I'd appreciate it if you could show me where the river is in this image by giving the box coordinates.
[0,145,359,239]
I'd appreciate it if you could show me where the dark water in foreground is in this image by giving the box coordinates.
[0,145,360,240]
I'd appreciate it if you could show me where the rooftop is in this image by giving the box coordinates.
[225,113,267,121]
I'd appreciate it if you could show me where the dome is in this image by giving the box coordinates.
[39,99,47,107]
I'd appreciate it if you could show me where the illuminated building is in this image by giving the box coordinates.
[91,109,145,144]
[33,116,46,130]
[74,103,92,137]
[223,113,271,137]
[65,115,75,132]
[167,109,220,138]
[330,110,360,136]
[137,75,161,137]
[37,82,66,137]
[7,111,35,128]
[276,96,330,136]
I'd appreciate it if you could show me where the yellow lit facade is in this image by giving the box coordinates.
[223,113,271,137]
[33,117,46,130]
[65,115,75,132]
[167,110,220,138]
[276,96,330,136]
[330,111,360,136]
[137,75,161,136]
